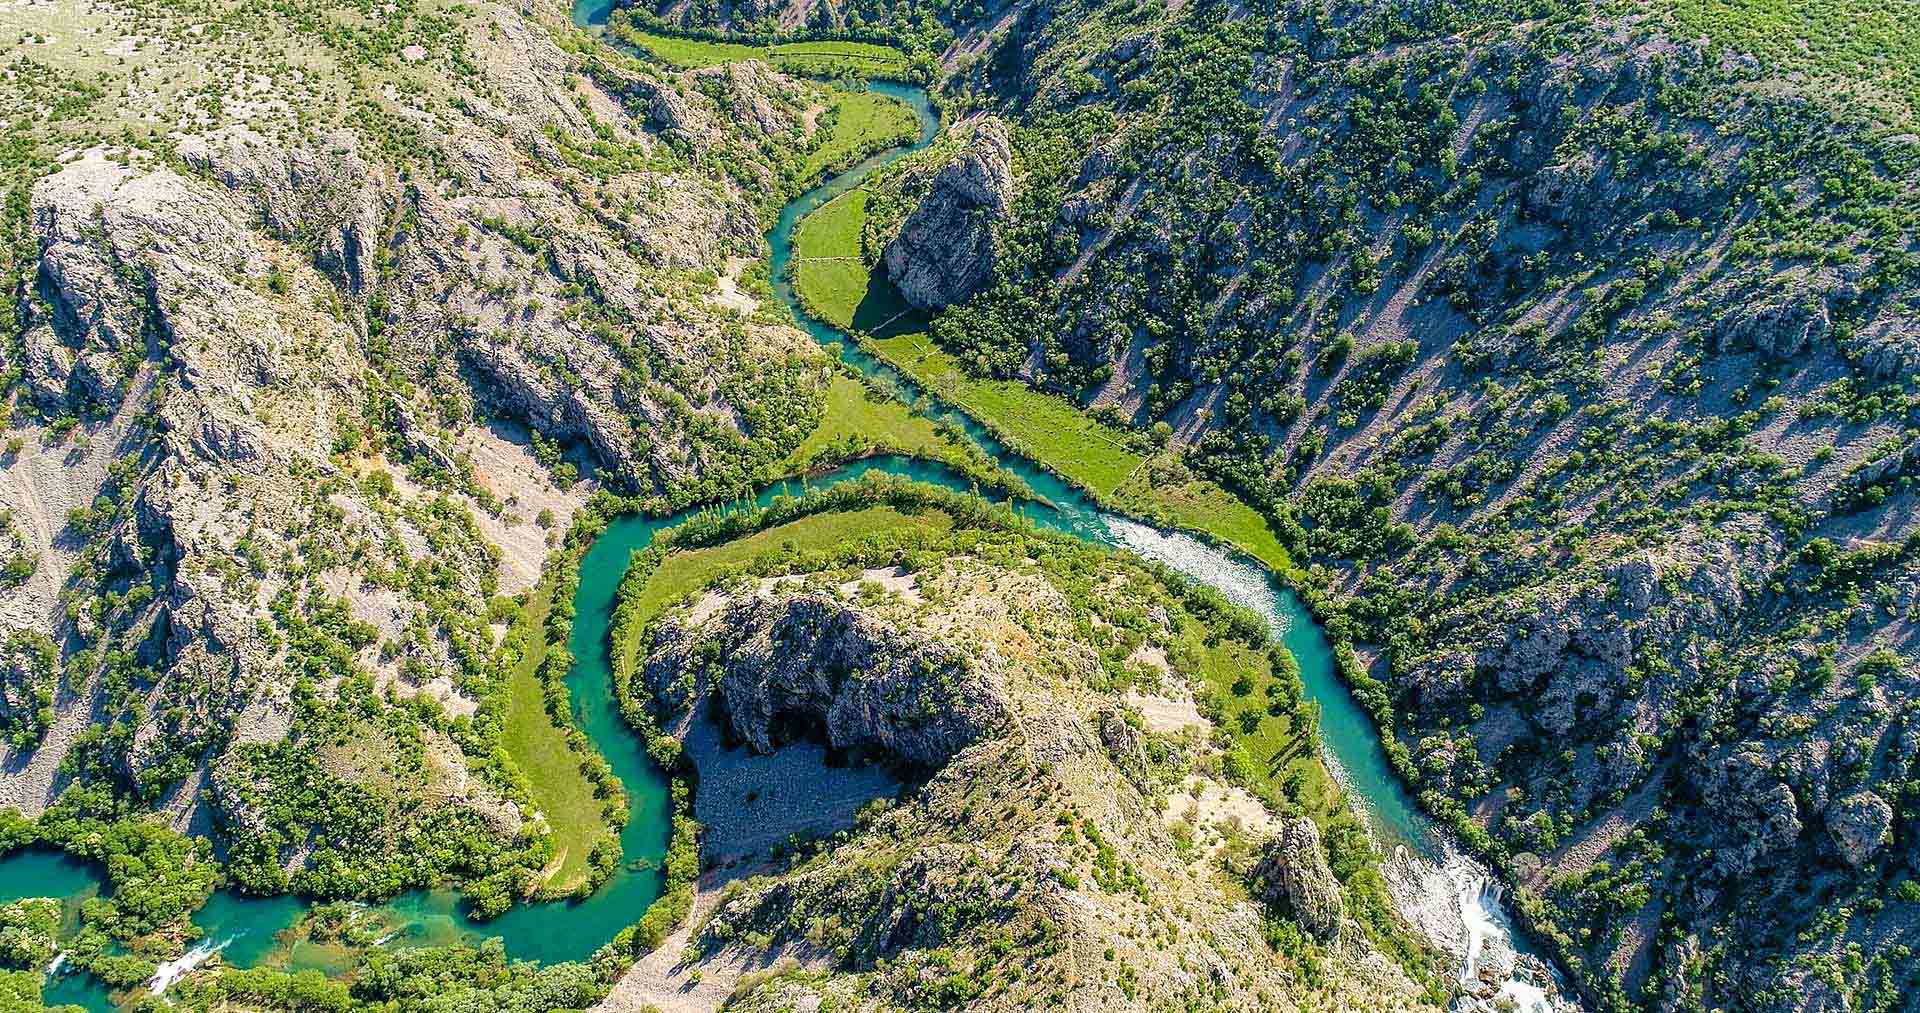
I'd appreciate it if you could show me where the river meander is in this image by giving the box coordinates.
[0,9,1550,1009]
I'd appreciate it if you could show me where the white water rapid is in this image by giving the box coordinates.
[1101,516,1574,1012]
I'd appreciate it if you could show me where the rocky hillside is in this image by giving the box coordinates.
[605,493,1452,1011]
[0,0,851,907]
[651,0,1920,1008]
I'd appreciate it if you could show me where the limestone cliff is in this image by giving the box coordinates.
[877,117,1014,310]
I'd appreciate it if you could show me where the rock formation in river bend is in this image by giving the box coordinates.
[613,524,1444,1011]
[880,117,1014,310]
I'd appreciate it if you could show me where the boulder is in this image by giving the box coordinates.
[1826,790,1892,868]
[1254,817,1344,941]
[1715,290,1829,361]
[882,118,1014,310]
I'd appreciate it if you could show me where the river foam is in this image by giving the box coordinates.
[148,936,229,995]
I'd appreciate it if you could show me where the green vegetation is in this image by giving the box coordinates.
[498,576,610,894]
[612,504,954,675]
[0,790,219,991]
[799,90,918,184]
[187,937,603,1013]
[1661,0,1920,123]
[783,373,1025,495]
[794,190,910,330]
[769,41,920,81]
[867,331,1144,491]
[1197,643,1328,818]
[613,29,765,67]
[612,23,924,80]
[610,18,931,80]
[791,185,1293,571]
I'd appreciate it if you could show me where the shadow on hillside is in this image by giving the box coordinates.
[852,267,929,338]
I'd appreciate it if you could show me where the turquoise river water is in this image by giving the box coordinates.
[0,7,1531,1008]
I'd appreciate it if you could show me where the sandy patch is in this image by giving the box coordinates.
[838,566,920,604]
[683,589,731,627]
[1125,689,1204,734]
[1166,774,1279,860]
[1127,643,1171,675]
[707,256,759,316]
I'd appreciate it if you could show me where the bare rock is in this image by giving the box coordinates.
[1716,289,1830,361]
[882,118,1014,310]
[1254,816,1344,941]
[1825,790,1891,867]
[644,593,1012,770]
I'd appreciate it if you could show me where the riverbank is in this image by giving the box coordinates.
[785,174,1297,577]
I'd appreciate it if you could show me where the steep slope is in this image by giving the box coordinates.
[637,0,1920,1008]
[0,0,865,928]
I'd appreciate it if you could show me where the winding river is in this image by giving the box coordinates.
[0,7,1556,1010]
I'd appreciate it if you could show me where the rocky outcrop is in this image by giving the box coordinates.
[643,592,1011,770]
[610,547,1433,1012]
[881,118,1014,310]
[1825,790,1891,867]
[1716,289,1831,361]
[1254,817,1344,941]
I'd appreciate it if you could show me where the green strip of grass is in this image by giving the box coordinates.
[614,506,954,671]
[801,91,918,185]
[500,578,607,891]
[619,31,765,67]
[791,181,1295,573]
[783,373,1018,491]
[617,31,916,78]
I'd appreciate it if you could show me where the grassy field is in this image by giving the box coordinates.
[618,30,916,78]
[790,182,1295,573]
[1194,641,1333,819]
[771,41,917,80]
[614,507,955,669]
[500,578,607,891]
[792,190,887,329]
[617,30,764,67]
[783,374,1016,491]
[801,91,918,184]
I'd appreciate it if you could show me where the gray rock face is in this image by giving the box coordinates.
[1254,817,1344,941]
[1844,312,1920,380]
[643,592,1012,770]
[1825,790,1891,867]
[882,118,1014,310]
[1717,289,1831,361]
[1700,748,1804,878]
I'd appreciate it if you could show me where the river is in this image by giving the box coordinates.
[0,7,1557,1010]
